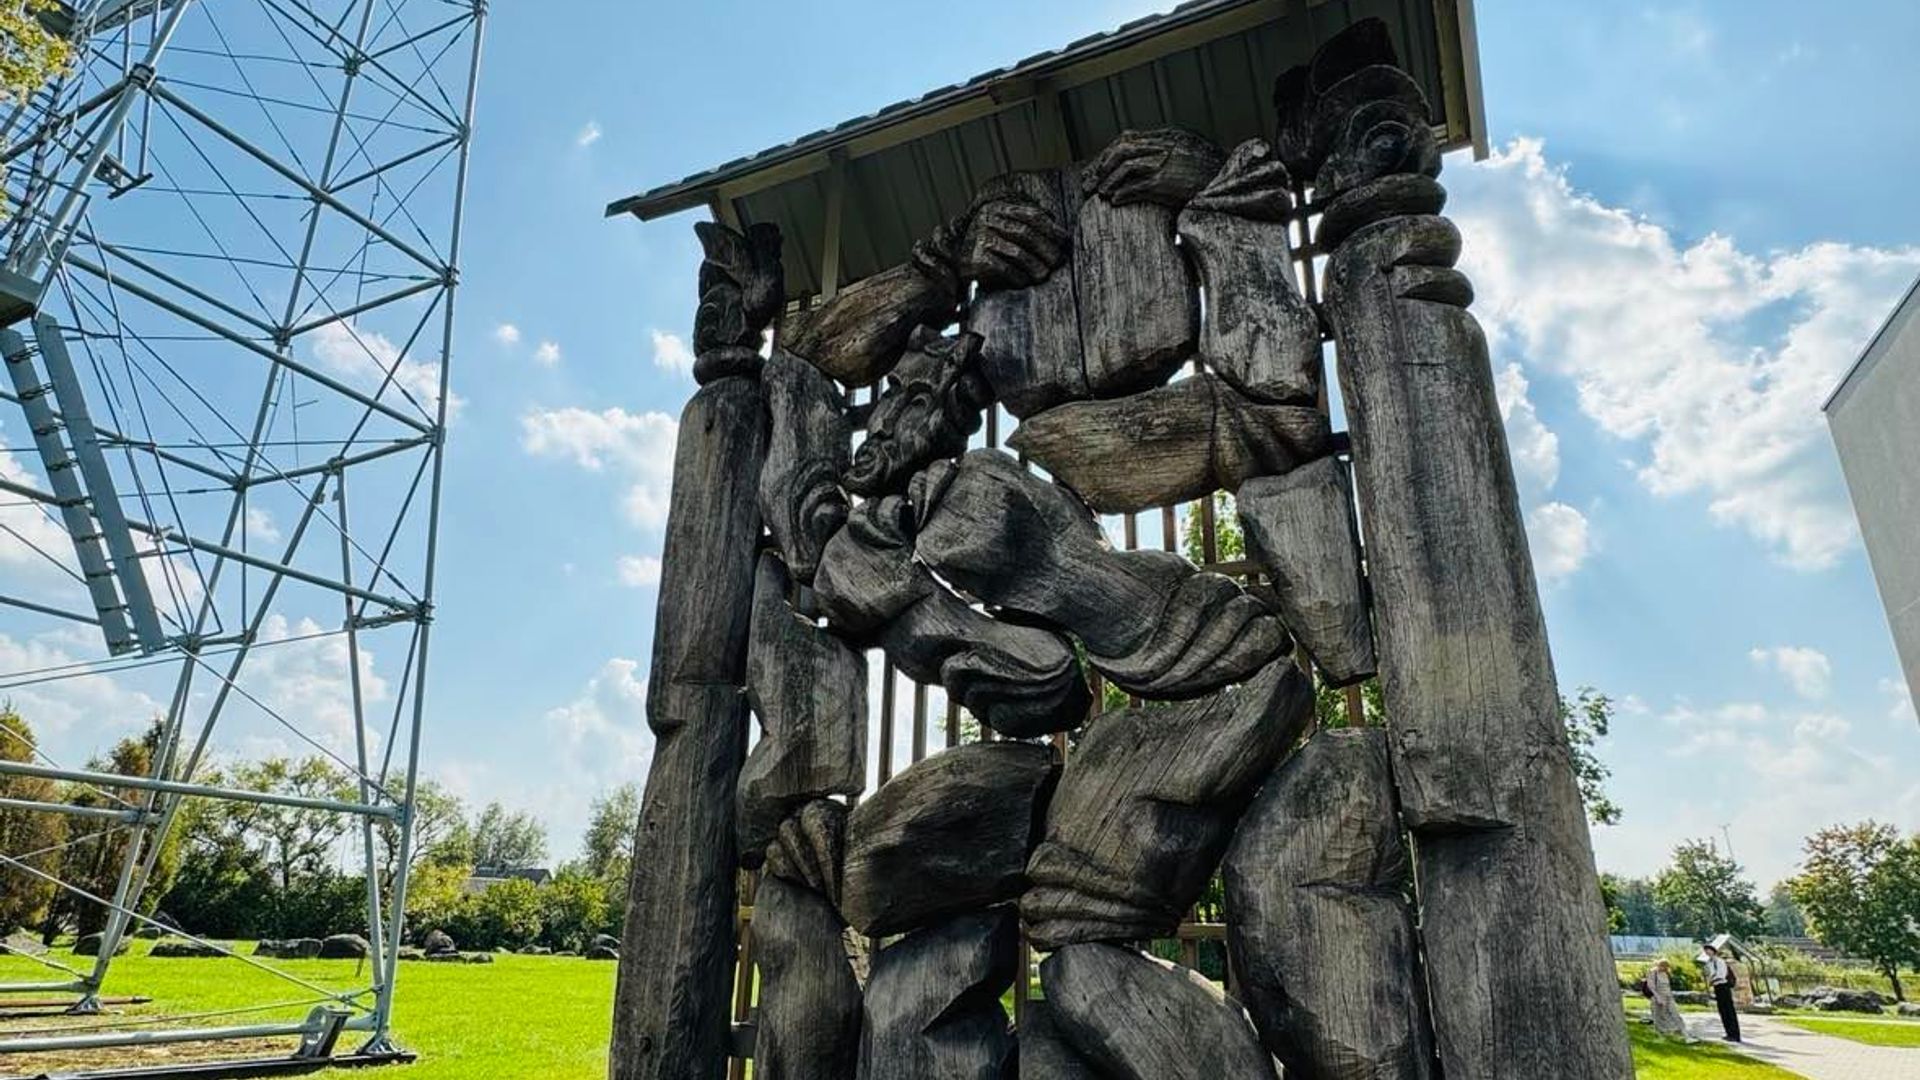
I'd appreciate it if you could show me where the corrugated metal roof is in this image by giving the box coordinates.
[609,0,1486,302]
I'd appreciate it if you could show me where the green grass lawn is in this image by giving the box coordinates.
[1779,1016,1920,1048]
[1626,1022,1804,1079]
[1,944,1822,1078]
[0,939,614,1078]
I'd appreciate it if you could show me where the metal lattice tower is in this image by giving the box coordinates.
[0,0,484,1067]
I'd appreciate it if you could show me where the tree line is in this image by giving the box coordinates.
[0,707,643,953]
[1602,825,1920,1000]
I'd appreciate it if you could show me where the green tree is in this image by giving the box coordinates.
[1614,876,1666,936]
[53,721,177,938]
[580,784,638,881]
[1599,873,1627,933]
[1789,821,1920,1001]
[455,877,542,951]
[1560,688,1621,826]
[225,757,355,891]
[376,779,467,884]
[462,802,548,872]
[1652,838,1767,940]
[1766,881,1808,938]
[539,868,609,952]
[0,707,63,933]
[0,1,70,107]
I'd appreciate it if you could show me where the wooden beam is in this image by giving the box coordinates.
[820,149,846,302]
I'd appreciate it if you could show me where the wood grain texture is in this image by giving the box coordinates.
[643,376,769,732]
[785,261,960,387]
[1041,943,1276,1080]
[1223,728,1434,1080]
[612,684,748,1080]
[815,496,1091,737]
[844,328,990,498]
[1008,375,1332,514]
[1020,1002,1108,1080]
[1022,659,1314,948]
[1236,458,1376,687]
[1177,143,1321,406]
[693,222,783,384]
[912,449,1288,698]
[1326,210,1632,1080]
[752,874,863,1080]
[840,743,1057,937]
[965,170,1088,420]
[738,552,867,863]
[614,375,768,1080]
[1076,183,1197,397]
[760,349,850,583]
[857,907,1018,1080]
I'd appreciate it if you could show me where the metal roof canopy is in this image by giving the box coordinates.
[608,0,1487,304]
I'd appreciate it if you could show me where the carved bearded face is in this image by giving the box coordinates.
[844,328,991,497]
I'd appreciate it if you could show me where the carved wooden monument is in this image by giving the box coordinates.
[613,20,1631,1080]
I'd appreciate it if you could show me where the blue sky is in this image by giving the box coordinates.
[8,1,1920,888]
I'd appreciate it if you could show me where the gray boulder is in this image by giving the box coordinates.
[586,944,620,960]
[422,929,457,956]
[73,933,129,957]
[1810,987,1886,1014]
[1896,1002,1920,1018]
[150,938,223,958]
[319,933,371,959]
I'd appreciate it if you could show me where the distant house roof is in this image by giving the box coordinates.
[461,866,553,895]
[607,0,1487,304]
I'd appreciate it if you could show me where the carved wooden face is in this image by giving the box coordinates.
[844,329,989,497]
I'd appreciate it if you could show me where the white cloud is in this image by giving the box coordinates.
[616,555,662,588]
[245,506,282,546]
[519,406,679,529]
[310,320,463,421]
[1526,502,1592,584]
[222,613,390,759]
[0,422,84,599]
[493,323,521,346]
[0,632,165,741]
[534,341,562,367]
[1594,694,1920,885]
[1451,139,1920,570]
[1490,361,1591,583]
[1748,645,1833,700]
[576,121,602,148]
[1881,677,1916,726]
[650,330,694,377]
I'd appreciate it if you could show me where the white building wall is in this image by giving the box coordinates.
[1827,277,1920,723]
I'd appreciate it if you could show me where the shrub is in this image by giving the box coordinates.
[538,871,608,953]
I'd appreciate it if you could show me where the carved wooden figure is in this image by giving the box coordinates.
[1177,140,1322,405]
[1224,728,1433,1080]
[760,349,851,583]
[1041,944,1277,1080]
[1236,458,1376,686]
[844,328,991,497]
[765,799,848,907]
[911,449,1288,697]
[1022,659,1314,948]
[857,907,1019,1080]
[1020,1003,1107,1080]
[1325,195,1632,1080]
[691,221,782,382]
[738,552,866,862]
[613,371,769,1080]
[839,742,1057,937]
[1008,375,1331,513]
[964,171,1087,419]
[814,495,1090,737]
[752,874,863,1080]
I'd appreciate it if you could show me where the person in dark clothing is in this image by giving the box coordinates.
[1704,944,1741,1042]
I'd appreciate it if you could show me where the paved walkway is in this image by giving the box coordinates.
[1677,1013,1920,1080]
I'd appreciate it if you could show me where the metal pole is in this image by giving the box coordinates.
[370,1,485,1048]
[0,760,399,818]
[337,466,391,991]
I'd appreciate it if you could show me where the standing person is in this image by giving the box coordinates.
[1647,960,1694,1041]
[1704,944,1741,1042]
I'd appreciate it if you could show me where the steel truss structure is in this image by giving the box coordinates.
[0,0,484,1070]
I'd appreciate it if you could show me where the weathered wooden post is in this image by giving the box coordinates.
[610,223,776,1080]
[1306,36,1636,1075]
